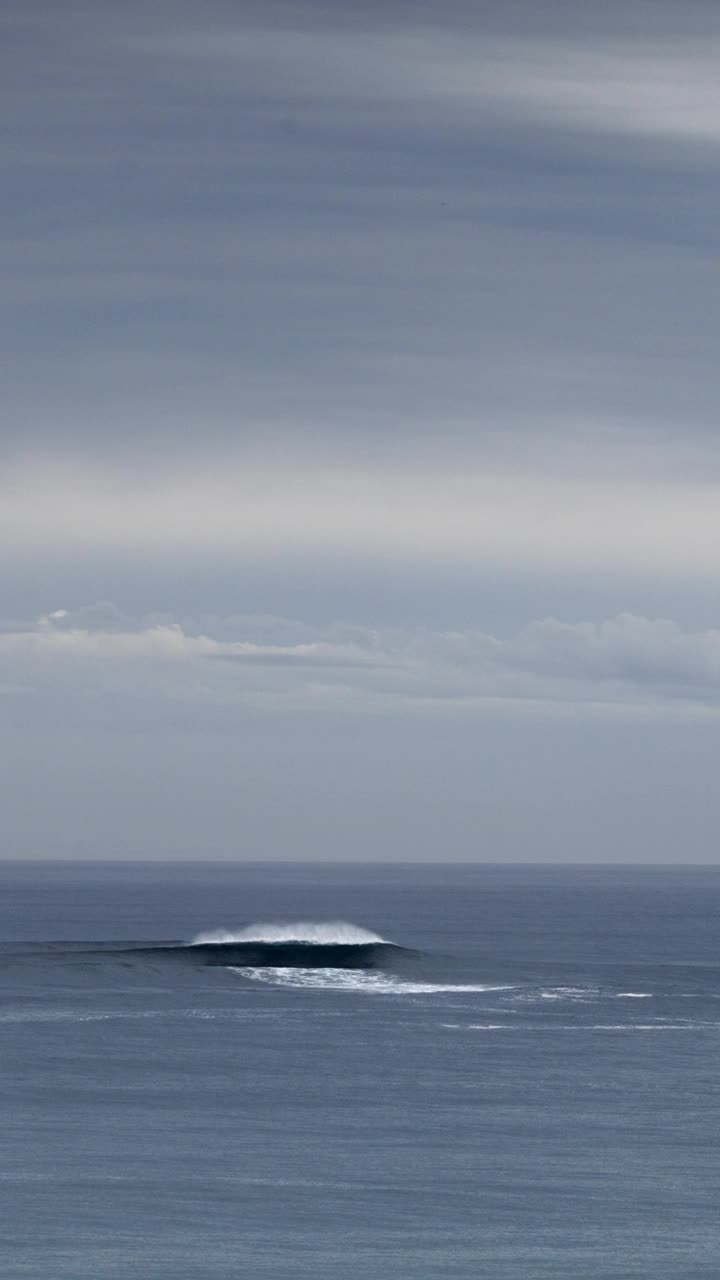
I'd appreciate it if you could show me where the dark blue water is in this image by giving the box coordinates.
[3,861,720,1278]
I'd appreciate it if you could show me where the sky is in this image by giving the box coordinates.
[3,0,720,861]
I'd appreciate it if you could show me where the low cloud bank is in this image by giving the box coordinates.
[3,605,720,718]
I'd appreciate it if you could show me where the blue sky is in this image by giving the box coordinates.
[3,1,720,859]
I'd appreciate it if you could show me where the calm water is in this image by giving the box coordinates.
[3,861,720,1278]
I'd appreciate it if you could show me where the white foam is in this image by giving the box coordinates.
[538,987,598,1001]
[583,1024,696,1031]
[234,967,517,995]
[0,1006,290,1025]
[518,986,653,1003]
[192,921,386,945]
[0,1008,171,1024]
[441,1022,506,1030]
[450,1022,708,1032]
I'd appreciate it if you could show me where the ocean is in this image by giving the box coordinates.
[2,860,720,1278]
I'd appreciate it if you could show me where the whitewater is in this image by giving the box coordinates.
[192,920,387,945]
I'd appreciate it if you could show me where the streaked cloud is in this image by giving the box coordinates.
[156,25,720,144]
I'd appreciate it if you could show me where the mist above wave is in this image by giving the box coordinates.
[191,921,387,946]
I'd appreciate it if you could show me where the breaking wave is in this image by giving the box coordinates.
[192,921,386,945]
[113,921,407,970]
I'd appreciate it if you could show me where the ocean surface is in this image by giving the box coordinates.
[3,860,720,1279]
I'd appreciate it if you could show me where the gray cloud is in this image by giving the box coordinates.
[5,3,720,862]
[152,22,720,144]
[5,0,720,470]
[3,457,720,580]
[4,605,720,718]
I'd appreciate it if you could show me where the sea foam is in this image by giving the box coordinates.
[235,966,517,994]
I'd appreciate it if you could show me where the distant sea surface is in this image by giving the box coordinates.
[3,860,720,1278]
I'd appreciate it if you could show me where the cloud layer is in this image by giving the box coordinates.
[4,604,720,718]
[3,457,720,578]
[6,0,720,468]
[159,24,720,143]
[5,4,720,860]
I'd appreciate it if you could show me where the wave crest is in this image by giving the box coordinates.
[192,921,386,946]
